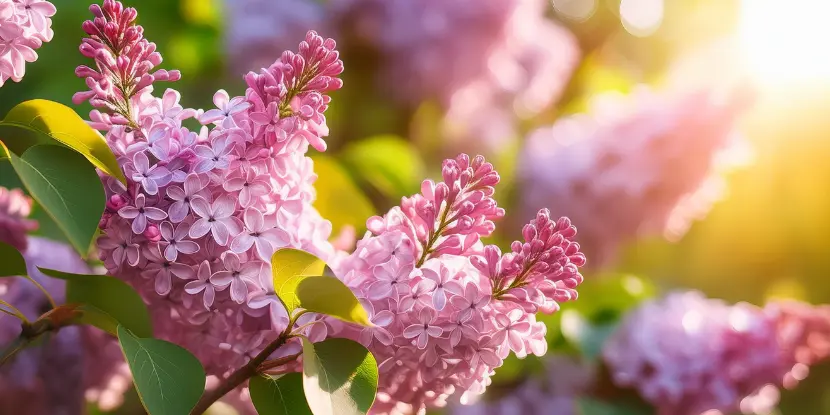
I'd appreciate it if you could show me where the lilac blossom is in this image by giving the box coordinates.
[519,85,753,268]
[603,291,830,415]
[0,0,55,86]
[328,154,586,413]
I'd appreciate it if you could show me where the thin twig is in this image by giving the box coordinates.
[257,352,302,373]
[188,310,305,414]
[0,300,28,323]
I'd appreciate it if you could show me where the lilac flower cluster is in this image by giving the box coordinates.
[0,0,54,86]
[603,291,830,415]
[79,0,344,377]
[519,85,753,268]
[328,154,586,413]
[0,187,130,414]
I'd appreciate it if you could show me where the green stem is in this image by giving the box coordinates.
[0,300,28,323]
[23,276,56,310]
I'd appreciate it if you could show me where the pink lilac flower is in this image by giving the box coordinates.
[81,0,345,382]
[0,0,55,86]
[602,291,830,415]
[328,154,586,413]
[0,186,37,251]
[519,85,753,269]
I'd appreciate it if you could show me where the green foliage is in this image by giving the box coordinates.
[0,242,27,277]
[0,99,126,183]
[271,248,370,325]
[250,372,313,415]
[301,337,378,415]
[296,276,371,326]
[271,248,327,312]
[340,135,426,198]
[6,145,104,255]
[117,325,206,415]
[39,268,153,338]
[310,154,375,234]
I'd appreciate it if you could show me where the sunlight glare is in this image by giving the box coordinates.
[738,0,830,86]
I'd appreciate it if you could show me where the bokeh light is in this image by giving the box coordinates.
[738,0,830,86]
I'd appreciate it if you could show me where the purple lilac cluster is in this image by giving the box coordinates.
[327,154,586,414]
[224,0,329,74]
[78,0,344,377]
[0,0,54,86]
[0,188,130,414]
[603,291,830,415]
[519,85,753,268]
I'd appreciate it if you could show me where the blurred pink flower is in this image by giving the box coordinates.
[519,85,753,268]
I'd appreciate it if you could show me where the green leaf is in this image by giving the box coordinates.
[249,372,313,415]
[0,241,27,277]
[296,276,371,326]
[8,145,105,255]
[39,268,152,338]
[271,248,327,312]
[117,325,205,415]
[340,135,425,198]
[301,337,378,415]
[310,154,375,234]
[0,99,126,183]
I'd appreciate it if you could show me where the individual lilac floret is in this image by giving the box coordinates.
[329,154,586,414]
[0,0,55,86]
[519,85,753,268]
[80,0,344,379]
[602,291,830,415]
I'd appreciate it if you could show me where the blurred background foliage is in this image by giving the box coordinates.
[4,0,830,413]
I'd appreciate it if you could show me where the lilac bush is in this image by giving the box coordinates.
[0,0,54,86]
[66,2,590,413]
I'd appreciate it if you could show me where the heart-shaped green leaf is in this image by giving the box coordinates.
[0,242,27,277]
[40,268,152,338]
[340,135,425,198]
[296,276,371,326]
[271,248,327,312]
[301,337,378,415]
[310,154,375,234]
[117,325,205,415]
[0,99,126,183]
[8,145,105,255]
[249,372,313,415]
